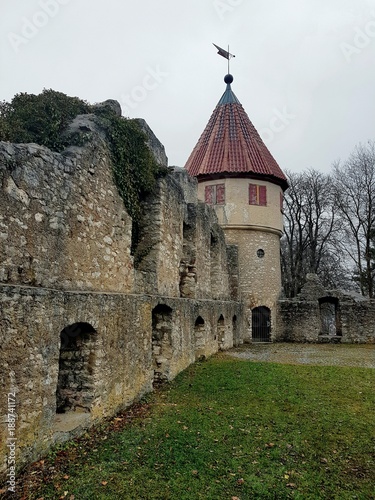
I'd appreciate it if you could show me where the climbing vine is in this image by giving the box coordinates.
[94,107,167,220]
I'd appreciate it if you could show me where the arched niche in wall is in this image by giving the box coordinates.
[210,232,221,299]
[152,304,173,385]
[232,315,238,345]
[217,314,225,350]
[194,316,206,360]
[179,222,197,298]
[56,322,97,414]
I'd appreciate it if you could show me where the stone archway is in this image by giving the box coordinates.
[56,322,97,414]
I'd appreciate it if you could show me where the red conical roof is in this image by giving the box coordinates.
[185,75,288,190]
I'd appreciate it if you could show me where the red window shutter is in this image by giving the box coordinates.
[259,185,267,206]
[205,185,214,204]
[216,184,225,204]
[249,184,257,205]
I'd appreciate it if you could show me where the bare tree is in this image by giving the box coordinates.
[333,141,375,297]
[281,171,308,297]
[281,169,341,297]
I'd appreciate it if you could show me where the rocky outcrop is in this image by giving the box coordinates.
[134,118,168,167]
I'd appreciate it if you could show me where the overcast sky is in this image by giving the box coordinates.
[1,0,375,173]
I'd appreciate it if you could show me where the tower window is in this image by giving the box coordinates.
[205,184,225,205]
[249,184,267,206]
[257,249,265,258]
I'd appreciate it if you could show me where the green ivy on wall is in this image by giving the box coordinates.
[0,89,167,221]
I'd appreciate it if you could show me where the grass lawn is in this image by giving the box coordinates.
[17,355,375,499]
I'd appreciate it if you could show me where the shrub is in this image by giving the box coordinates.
[0,89,166,220]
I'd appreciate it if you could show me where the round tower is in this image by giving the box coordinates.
[185,74,288,342]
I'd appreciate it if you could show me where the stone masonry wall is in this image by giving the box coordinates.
[0,120,242,478]
[224,228,282,340]
[277,275,375,343]
[0,140,134,293]
[134,171,234,301]
[133,175,184,297]
[0,285,241,475]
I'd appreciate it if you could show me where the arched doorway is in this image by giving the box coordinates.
[252,307,271,342]
[56,322,97,413]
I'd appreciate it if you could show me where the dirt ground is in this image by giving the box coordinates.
[227,342,375,369]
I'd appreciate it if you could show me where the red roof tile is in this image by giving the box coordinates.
[185,78,288,189]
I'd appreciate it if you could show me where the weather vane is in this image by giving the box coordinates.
[213,43,235,74]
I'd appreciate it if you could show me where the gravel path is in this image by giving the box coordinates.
[226,343,375,369]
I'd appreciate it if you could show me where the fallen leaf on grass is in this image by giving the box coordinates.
[101,481,108,486]
[237,478,245,485]
[286,483,297,488]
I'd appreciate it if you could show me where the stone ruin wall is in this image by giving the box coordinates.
[0,140,135,293]
[0,128,243,476]
[277,274,375,344]
[2,110,374,479]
